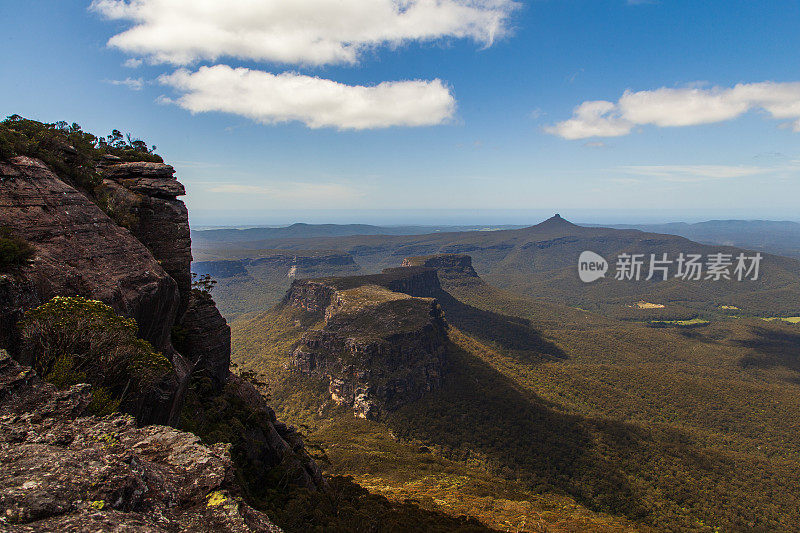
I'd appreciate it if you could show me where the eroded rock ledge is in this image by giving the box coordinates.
[0,351,282,532]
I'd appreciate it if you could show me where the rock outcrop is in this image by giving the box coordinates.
[0,150,324,517]
[0,351,282,532]
[402,254,481,287]
[287,269,449,419]
[0,156,180,352]
[0,156,186,426]
[101,162,193,318]
[178,291,231,392]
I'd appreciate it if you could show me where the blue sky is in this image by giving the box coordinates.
[2,1,800,226]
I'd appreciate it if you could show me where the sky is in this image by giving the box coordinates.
[2,0,800,226]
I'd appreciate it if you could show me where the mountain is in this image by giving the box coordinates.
[193,222,526,244]
[196,214,800,321]
[232,253,800,532]
[599,219,800,259]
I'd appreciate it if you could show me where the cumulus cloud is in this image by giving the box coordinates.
[158,65,455,130]
[91,0,517,66]
[547,82,800,139]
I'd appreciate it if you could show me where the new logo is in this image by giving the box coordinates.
[578,251,608,283]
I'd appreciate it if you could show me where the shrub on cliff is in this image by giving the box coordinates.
[18,296,172,415]
[0,115,162,191]
[0,227,34,271]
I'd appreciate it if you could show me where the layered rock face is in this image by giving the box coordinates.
[0,157,179,352]
[0,154,323,503]
[101,162,193,318]
[401,254,481,287]
[179,291,231,392]
[287,269,449,419]
[0,156,184,425]
[0,352,282,532]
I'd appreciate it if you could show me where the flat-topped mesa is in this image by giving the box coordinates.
[101,162,193,318]
[285,270,448,420]
[282,265,442,314]
[402,254,481,286]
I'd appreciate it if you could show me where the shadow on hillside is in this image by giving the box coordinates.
[735,325,800,373]
[434,289,566,362]
[387,341,784,530]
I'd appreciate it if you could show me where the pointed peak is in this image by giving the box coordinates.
[536,213,578,228]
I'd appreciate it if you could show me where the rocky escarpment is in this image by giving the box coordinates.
[192,260,250,279]
[0,156,179,353]
[100,162,193,318]
[286,268,449,419]
[0,156,185,425]
[0,351,282,532]
[402,254,481,287]
[0,147,324,525]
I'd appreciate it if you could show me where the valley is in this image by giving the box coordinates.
[231,253,800,532]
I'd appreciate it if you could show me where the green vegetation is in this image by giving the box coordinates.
[0,227,34,271]
[232,267,800,532]
[192,272,218,296]
[0,115,161,191]
[760,316,800,324]
[18,296,171,416]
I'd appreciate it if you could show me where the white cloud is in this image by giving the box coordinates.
[91,0,517,66]
[208,182,363,205]
[546,100,633,139]
[619,164,769,182]
[548,82,800,139]
[105,77,145,90]
[158,65,456,130]
[123,58,143,68]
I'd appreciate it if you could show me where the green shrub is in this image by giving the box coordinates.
[18,296,172,415]
[0,115,162,192]
[0,227,34,271]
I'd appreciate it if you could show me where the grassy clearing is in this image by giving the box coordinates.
[760,316,800,324]
[649,318,710,326]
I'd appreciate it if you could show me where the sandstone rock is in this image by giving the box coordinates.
[288,273,449,420]
[0,353,282,532]
[102,162,185,198]
[102,162,192,318]
[402,253,480,286]
[0,156,179,352]
[179,292,231,392]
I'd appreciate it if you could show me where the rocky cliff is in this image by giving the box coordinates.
[0,156,179,354]
[0,145,323,529]
[402,253,481,287]
[286,267,449,419]
[100,161,193,318]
